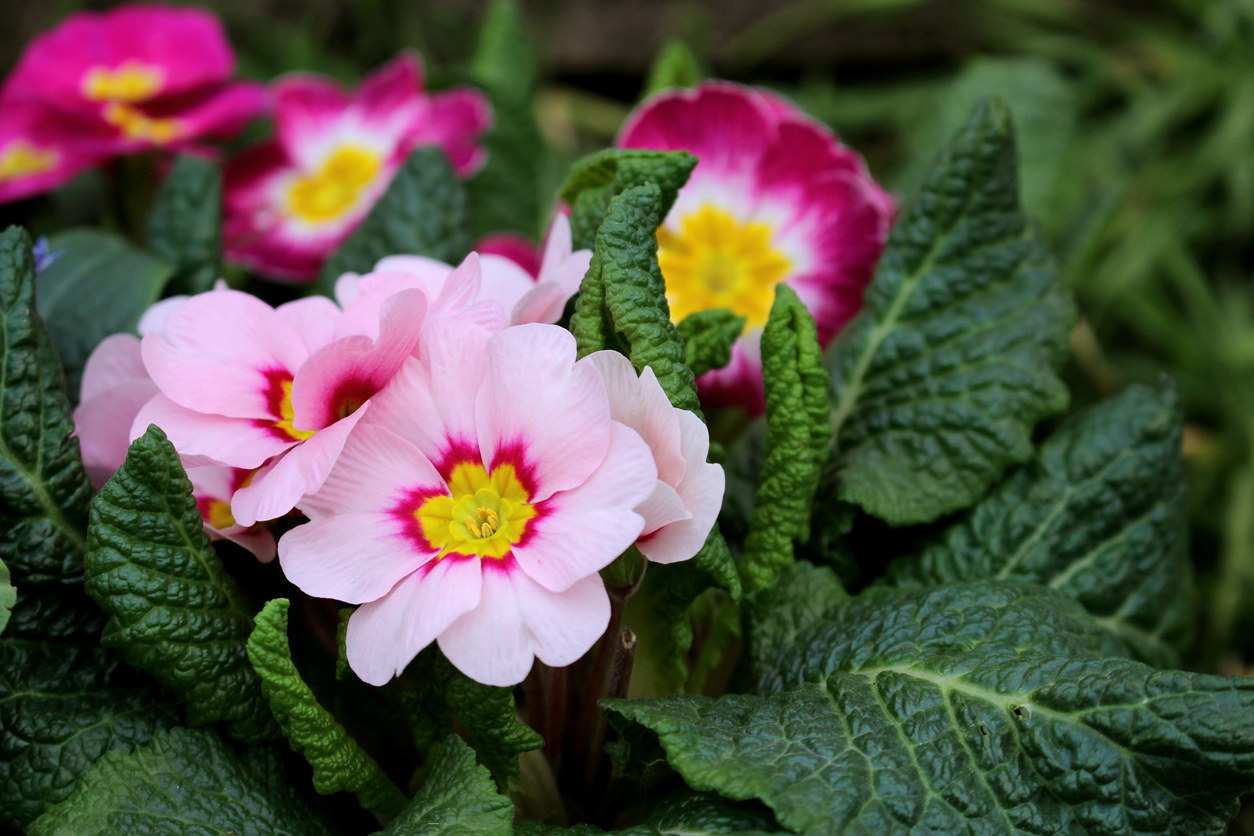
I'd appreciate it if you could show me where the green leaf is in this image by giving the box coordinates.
[885,382,1194,667]
[609,581,1254,836]
[642,40,703,98]
[467,0,545,239]
[561,149,696,251]
[28,727,338,836]
[739,561,846,694]
[0,557,13,636]
[247,598,407,815]
[825,97,1075,525]
[677,309,746,378]
[571,183,698,412]
[36,228,174,396]
[0,639,179,829]
[316,147,470,295]
[144,154,224,295]
[84,426,276,743]
[381,735,514,836]
[516,792,780,836]
[739,285,832,592]
[0,226,98,642]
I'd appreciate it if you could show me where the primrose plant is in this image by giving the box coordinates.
[1,3,1253,836]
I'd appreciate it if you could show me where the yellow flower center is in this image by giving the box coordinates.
[656,204,792,331]
[0,141,58,182]
[103,103,184,145]
[82,62,164,102]
[272,378,317,442]
[415,462,537,559]
[204,499,236,531]
[287,146,382,224]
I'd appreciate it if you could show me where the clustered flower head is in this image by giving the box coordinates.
[74,215,721,686]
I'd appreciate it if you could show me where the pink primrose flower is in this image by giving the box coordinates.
[128,265,478,526]
[335,213,590,328]
[589,351,723,564]
[223,54,492,281]
[617,81,894,414]
[0,103,112,204]
[278,323,658,687]
[189,465,277,562]
[0,4,265,160]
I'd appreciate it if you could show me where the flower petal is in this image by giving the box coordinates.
[131,394,294,470]
[275,295,342,354]
[410,86,493,177]
[79,333,146,401]
[512,567,610,669]
[637,410,724,565]
[589,352,686,486]
[75,380,159,488]
[437,559,532,687]
[279,510,430,604]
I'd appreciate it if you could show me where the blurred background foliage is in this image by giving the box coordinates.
[5,0,1254,671]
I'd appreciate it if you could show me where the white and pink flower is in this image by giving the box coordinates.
[279,323,658,687]
[617,81,894,414]
[223,54,492,281]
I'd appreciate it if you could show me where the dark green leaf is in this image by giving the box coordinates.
[561,149,696,251]
[36,228,174,396]
[642,41,703,98]
[571,183,698,412]
[381,736,513,836]
[27,727,338,836]
[825,97,1074,525]
[0,639,179,829]
[739,561,846,693]
[470,0,538,105]
[610,581,1254,836]
[0,557,13,636]
[516,792,780,836]
[739,285,832,592]
[84,426,276,743]
[144,155,224,295]
[677,309,746,378]
[885,382,1193,667]
[316,147,470,295]
[0,226,98,642]
[247,598,407,815]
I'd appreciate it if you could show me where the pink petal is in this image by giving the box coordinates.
[478,254,537,319]
[0,105,112,205]
[512,422,654,592]
[637,410,724,565]
[511,567,610,669]
[437,559,533,687]
[211,526,277,562]
[635,480,691,537]
[276,296,342,354]
[589,352,687,486]
[476,325,612,502]
[409,86,493,178]
[142,289,309,419]
[357,53,424,121]
[131,394,294,469]
[230,403,370,525]
[291,289,425,431]
[75,380,159,489]
[279,511,432,604]
[297,422,446,520]
[138,295,192,336]
[79,333,146,401]
[346,556,483,686]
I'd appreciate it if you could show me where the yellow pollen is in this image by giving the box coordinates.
[273,379,316,442]
[656,204,792,332]
[287,146,382,224]
[0,142,58,182]
[414,463,536,559]
[82,62,164,102]
[204,499,236,531]
[103,103,184,145]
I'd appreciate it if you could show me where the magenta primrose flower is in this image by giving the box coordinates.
[223,54,492,281]
[617,81,894,414]
[279,322,659,687]
[0,3,265,201]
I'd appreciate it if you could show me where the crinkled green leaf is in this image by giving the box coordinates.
[247,598,406,815]
[144,154,224,294]
[399,646,542,779]
[572,183,698,413]
[0,639,179,829]
[84,426,276,743]
[0,557,13,636]
[467,0,545,239]
[516,792,780,836]
[677,308,746,378]
[642,40,703,97]
[885,381,1193,667]
[27,727,338,836]
[609,581,1254,836]
[739,561,846,693]
[0,226,99,642]
[316,147,470,295]
[37,228,174,396]
[825,97,1074,525]
[381,735,513,836]
[561,149,696,251]
[739,285,832,592]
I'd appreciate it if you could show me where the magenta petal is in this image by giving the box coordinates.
[131,394,293,470]
[475,233,540,278]
[409,86,493,177]
[346,557,482,686]
[437,559,533,687]
[0,105,112,205]
[173,80,269,143]
[274,74,352,159]
[357,53,425,121]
